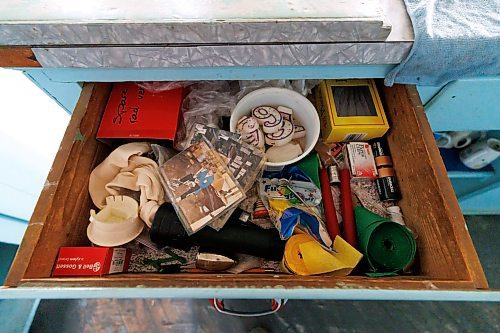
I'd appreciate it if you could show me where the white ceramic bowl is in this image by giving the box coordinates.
[230,87,320,169]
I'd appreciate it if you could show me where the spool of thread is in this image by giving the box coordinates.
[376,167,401,201]
[454,136,472,149]
[371,139,393,168]
[387,206,418,241]
[328,165,340,184]
[435,132,454,148]
[387,206,405,225]
[459,138,500,170]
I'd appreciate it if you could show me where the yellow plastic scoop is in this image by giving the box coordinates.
[282,233,363,276]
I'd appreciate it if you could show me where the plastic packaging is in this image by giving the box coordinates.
[175,81,237,150]
[135,81,194,93]
[236,80,321,100]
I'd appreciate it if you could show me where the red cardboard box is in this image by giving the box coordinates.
[52,247,131,277]
[97,82,184,140]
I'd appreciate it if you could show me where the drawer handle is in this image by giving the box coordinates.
[209,298,287,317]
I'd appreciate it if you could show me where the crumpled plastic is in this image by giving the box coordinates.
[174,81,237,150]
[258,166,332,247]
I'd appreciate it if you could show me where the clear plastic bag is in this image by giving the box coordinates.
[236,80,321,101]
[135,81,194,93]
[174,80,322,150]
[175,81,237,150]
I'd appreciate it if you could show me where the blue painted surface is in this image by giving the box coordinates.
[424,77,500,132]
[0,299,40,333]
[0,214,28,245]
[417,85,443,104]
[0,287,498,302]
[23,71,81,114]
[22,65,396,83]
[0,242,18,284]
[457,172,500,215]
[0,243,39,333]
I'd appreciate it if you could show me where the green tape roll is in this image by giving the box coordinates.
[354,207,416,274]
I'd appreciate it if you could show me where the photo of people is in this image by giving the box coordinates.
[159,140,245,234]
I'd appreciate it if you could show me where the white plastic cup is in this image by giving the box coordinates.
[459,138,500,170]
[230,87,320,170]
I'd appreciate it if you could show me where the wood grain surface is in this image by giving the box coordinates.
[5,83,112,285]
[381,84,487,288]
[0,47,40,67]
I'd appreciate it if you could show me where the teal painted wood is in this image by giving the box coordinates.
[424,78,500,132]
[22,65,395,83]
[0,214,27,245]
[417,85,443,104]
[459,186,500,215]
[457,175,500,215]
[448,171,495,179]
[0,242,18,283]
[0,243,38,333]
[24,71,81,114]
[0,299,40,333]
[0,287,499,302]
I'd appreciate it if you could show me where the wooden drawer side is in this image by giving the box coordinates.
[5,83,112,286]
[381,84,487,288]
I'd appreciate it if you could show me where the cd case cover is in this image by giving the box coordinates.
[159,138,246,234]
[189,124,266,230]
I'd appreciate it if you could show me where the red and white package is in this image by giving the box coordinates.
[344,142,378,179]
[52,247,131,277]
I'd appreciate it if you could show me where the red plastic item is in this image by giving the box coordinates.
[340,168,358,248]
[319,167,340,239]
[97,82,184,140]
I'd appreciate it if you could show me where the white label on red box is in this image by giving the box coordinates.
[346,142,378,179]
[109,248,127,274]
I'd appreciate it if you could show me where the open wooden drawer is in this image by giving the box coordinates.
[2,82,490,300]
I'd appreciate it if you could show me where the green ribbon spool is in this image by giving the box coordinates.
[354,206,416,275]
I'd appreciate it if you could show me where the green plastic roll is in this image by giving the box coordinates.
[354,207,416,275]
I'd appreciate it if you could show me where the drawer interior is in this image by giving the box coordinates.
[5,82,488,290]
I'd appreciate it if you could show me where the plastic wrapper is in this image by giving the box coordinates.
[236,80,321,101]
[258,167,332,247]
[188,123,266,230]
[159,138,246,235]
[135,81,194,93]
[175,81,237,151]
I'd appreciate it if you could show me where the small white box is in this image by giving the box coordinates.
[344,142,378,179]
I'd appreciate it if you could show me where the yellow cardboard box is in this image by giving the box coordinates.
[315,79,389,142]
